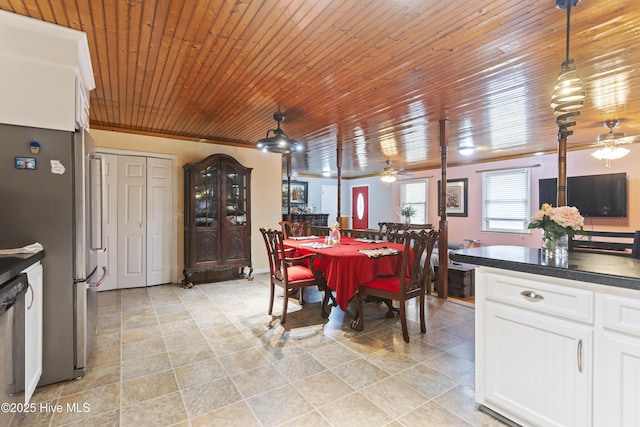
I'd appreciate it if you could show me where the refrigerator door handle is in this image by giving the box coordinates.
[89,154,106,252]
[92,267,107,288]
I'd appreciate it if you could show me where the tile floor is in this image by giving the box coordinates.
[13,273,506,427]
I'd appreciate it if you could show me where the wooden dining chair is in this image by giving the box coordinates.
[352,229,440,342]
[279,221,312,239]
[378,222,406,243]
[259,228,324,324]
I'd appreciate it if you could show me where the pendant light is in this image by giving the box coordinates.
[255,113,302,154]
[550,0,585,138]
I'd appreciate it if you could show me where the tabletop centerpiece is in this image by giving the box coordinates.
[528,203,585,259]
[398,205,416,225]
[329,221,341,245]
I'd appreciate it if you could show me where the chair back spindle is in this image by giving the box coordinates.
[279,221,312,239]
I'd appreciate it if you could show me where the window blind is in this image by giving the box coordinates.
[401,179,428,224]
[482,168,530,232]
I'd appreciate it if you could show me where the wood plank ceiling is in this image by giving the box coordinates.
[2,0,640,178]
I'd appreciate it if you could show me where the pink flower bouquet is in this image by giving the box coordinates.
[528,203,586,239]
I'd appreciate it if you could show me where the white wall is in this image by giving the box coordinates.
[91,129,282,275]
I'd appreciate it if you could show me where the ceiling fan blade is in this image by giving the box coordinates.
[606,135,640,145]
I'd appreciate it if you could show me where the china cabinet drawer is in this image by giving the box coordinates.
[602,294,640,337]
[485,271,594,323]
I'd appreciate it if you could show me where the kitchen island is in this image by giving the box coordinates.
[451,246,640,427]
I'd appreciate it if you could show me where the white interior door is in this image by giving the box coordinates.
[146,157,172,285]
[117,155,147,288]
[97,154,118,291]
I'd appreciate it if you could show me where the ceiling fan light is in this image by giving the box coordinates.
[381,172,396,183]
[591,146,630,160]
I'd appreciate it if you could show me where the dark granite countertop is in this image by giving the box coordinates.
[0,251,45,285]
[450,245,640,291]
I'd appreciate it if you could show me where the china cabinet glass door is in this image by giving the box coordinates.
[225,164,247,225]
[194,164,218,227]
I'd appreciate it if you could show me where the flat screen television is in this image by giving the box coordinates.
[538,172,627,217]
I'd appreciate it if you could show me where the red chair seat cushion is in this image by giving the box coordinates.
[286,265,315,282]
[360,275,401,292]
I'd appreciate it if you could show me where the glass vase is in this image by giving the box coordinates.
[541,232,568,259]
[330,228,341,245]
[404,216,411,226]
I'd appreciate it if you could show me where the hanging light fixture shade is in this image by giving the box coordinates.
[380,170,397,183]
[255,113,303,154]
[550,0,585,138]
[591,119,632,167]
[380,160,398,183]
[591,145,630,161]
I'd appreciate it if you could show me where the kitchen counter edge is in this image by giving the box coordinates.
[450,245,640,291]
[0,251,45,285]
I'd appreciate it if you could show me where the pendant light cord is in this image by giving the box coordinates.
[565,4,572,62]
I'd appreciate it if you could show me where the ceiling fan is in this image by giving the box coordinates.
[591,119,639,167]
[380,160,407,183]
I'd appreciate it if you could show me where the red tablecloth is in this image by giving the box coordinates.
[284,236,405,310]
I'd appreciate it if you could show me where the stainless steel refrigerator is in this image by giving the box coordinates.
[0,122,105,386]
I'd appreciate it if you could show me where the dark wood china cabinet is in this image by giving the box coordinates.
[183,154,252,286]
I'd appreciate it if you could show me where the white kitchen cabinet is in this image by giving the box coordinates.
[478,269,593,427]
[477,267,640,427]
[596,294,640,426]
[22,261,43,403]
[0,10,94,131]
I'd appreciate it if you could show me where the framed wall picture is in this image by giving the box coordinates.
[282,180,308,205]
[438,178,468,217]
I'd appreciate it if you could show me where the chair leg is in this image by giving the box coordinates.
[320,285,336,318]
[419,293,426,334]
[268,282,275,315]
[350,292,365,331]
[399,301,410,343]
[299,287,305,305]
[381,298,399,318]
[281,287,289,324]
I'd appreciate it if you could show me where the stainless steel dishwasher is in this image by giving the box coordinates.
[0,272,28,422]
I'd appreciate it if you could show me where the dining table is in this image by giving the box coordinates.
[283,236,406,311]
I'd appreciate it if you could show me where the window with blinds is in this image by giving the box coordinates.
[482,168,530,233]
[401,179,428,224]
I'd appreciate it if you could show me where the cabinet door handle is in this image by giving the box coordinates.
[27,283,34,310]
[520,290,544,302]
[577,339,583,373]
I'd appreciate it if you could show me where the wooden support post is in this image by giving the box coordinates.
[336,139,343,225]
[286,153,292,222]
[557,133,567,206]
[438,119,449,299]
